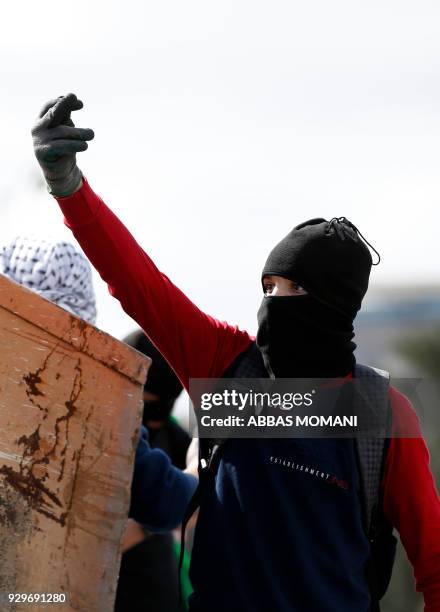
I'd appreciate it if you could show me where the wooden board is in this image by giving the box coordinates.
[0,275,150,611]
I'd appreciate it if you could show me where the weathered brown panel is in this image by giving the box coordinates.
[0,275,150,611]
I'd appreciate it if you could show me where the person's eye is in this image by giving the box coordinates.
[264,283,274,295]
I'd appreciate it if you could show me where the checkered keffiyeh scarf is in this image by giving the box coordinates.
[0,237,97,325]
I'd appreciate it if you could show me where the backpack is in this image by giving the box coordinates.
[179,344,397,611]
[354,363,398,610]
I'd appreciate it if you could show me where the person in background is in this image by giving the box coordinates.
[124,329,191,468]
[0,236,97,324]
[115,329,192,612]
[0,236,197,551]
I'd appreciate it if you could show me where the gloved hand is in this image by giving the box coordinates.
[32,93,94,197]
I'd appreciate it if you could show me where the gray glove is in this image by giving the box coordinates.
[32,93,94,197]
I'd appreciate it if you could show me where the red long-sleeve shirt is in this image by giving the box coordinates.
[56,177,440,610]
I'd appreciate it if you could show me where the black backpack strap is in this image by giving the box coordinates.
[222,341,268,379]
[354,363,391,538]
[178,440,225,602]
[178,343,266,602]
[354,363,397,610]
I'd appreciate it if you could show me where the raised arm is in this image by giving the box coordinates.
[32,94,252,388]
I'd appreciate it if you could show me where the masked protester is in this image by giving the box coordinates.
[115,330,191,612]
[124,330,190,466]
[31,94,440,612]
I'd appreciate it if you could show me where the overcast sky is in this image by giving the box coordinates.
[1,0,440,339]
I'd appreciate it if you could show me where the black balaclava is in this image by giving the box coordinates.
[256,217,376,378]
[123,330,183,423]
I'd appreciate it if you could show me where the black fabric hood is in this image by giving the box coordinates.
[261,217,373,319]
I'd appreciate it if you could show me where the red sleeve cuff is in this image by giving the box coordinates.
[54,176,102,229]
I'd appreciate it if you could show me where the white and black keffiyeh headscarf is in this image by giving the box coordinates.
[0,237,97,325]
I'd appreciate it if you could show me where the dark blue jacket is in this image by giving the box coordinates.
[189,437,372,612]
